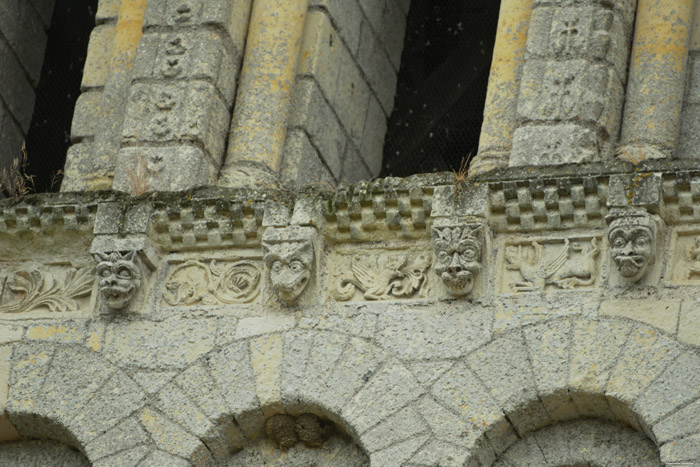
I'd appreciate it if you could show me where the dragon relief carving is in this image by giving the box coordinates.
[163,259,261,306]
[262,228,315,305]
[504,238,600,292]
[334,253,431,301]
[0,266,94,313]
[94,251,143,311]
[432,223,483,296]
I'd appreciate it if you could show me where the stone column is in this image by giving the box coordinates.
[509,0,636,167]
[470,0,534,176]
[218,0,309,188]
[63,0,146,191]
[621,0,694,161]
[111,0,253,193]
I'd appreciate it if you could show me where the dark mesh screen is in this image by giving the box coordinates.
[24,0,97,192]
[381,0,500,177]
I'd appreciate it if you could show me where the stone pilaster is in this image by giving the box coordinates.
[510,0,636,167]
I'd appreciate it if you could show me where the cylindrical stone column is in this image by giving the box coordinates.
[218,0,309,188]
[619,0,694,162]
[470,0,534,177]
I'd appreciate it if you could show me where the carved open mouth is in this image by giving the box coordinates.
[441,270,474,293]
[615,255,647,276]
[274,274,309,302]
[101,285,134,303]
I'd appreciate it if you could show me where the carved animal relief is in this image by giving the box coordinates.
[0,266,94,313]
[94,251,143,310]
[503,238,600,292]
[262,229,314,305]
[334,253,431,301]
[432,223,483,296]
[162,259,261,306]
[607,210,657,282]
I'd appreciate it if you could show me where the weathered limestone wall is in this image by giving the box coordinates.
[278,0,408,187]
[0,165,698,464]
[0,0,54,174]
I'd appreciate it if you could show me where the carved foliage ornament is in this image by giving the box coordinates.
[431,223,483,296]
[607,209,657,282]
[262,228,314,305]
[94,251,143,310]
[0,267,94,313]
[335,253,431,301]
[163,259,261,306]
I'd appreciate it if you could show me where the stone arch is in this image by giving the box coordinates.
[143,328,430,465]
[4,342,148,464]
[422,316,700,465]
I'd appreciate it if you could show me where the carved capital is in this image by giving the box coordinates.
[262,226,316,305]
[431,221,484,296]
[606,208,661,283]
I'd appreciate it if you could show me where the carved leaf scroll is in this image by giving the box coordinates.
[0,267,94,313]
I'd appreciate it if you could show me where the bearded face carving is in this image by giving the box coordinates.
[432,224,483,296]
[94,251,142,310]
[262,229,314,305]
[607,210,657,282]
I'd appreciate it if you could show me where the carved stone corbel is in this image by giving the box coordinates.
[262,226,316,305]
[431,221,484,296]
[606,208,662,283]
[91,236,159,311]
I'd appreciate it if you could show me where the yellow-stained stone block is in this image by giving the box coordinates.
[250,334,283,417]
[81,25,116,89]
[620,0,693,154]
[26,324,85,344]
[87,324,105,352]
[222,0,309,181]
[471,0,534,174]
[678,300,700,346]
[599,300,681,334]
[0,325,23,345]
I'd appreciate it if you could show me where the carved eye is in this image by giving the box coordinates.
[99,267,111,278]
[612,237,626,248]
[463,247,477,261]
[117,267,132,279]
[634,236,650,247]
[272,261,282,272]
[437,251,449,262]
[290,261,304,273]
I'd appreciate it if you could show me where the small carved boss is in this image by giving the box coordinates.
[607,210,657,282]
[94,251,142,310]
[262,228,315,305]
[432,223,483,296]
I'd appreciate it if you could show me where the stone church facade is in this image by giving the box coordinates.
[0,0,698,465]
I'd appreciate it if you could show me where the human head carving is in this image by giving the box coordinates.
[432,223,483,296]
[94,251,143,310]
[262,228,315,305]
[607,209,657,282]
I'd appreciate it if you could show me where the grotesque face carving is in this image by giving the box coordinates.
[263,239,313,305]
[432,224,483,296]
[94,251,142,310]
[608,212,656,282]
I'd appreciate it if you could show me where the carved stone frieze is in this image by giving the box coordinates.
[0,266,94,314]
[431,222,484,296]
[332,251,431,301]
[94,251,143,311]
[162,258,261,306]
[606,208,660,283]
[262,226,316,305]
[501,237,600,293]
